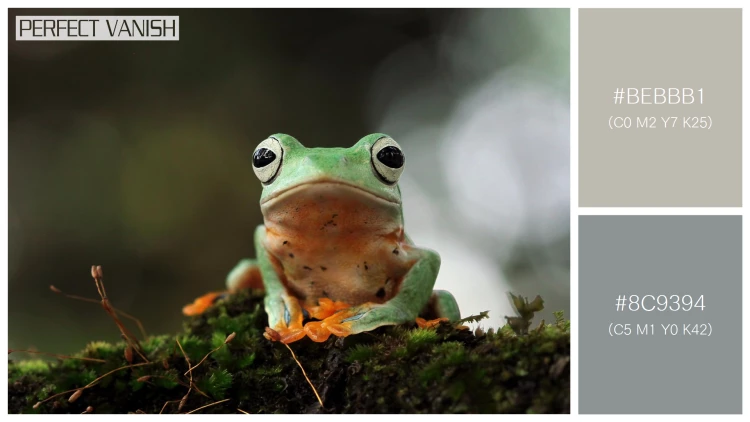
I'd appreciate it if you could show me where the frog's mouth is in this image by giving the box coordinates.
[260,180,401,207]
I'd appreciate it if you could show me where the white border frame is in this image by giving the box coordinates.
[2,2,748,419]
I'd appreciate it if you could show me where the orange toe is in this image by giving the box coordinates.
[323,322,354,338]
[264,327,281,342]
[280,329,307,344]
[182,292,225,316]
[264,326,306,344]
[304,321,332,342]
[416,317,449,329]
[305,298,351,320]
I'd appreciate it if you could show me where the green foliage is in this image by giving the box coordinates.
[198,369,233,399]
[8,289,570,414]
[505,293,545,335]
[82,341,118,360]
[10,360,50,378]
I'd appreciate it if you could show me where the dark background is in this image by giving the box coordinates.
[9,9,570,355]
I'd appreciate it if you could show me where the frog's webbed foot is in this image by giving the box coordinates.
[263,294,307,344]
[302,321,331,343]
[310,302,410,340]
[301,298,352,343]
[263,326,307,344]
[303,298,351,320]
[182,291,229,316]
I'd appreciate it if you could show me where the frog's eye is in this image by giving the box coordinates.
[371,136,405,184]
[253,137,283,184]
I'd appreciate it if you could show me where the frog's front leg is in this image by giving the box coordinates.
[262,293,307,344]
[308,248,442,341]
[254,225,308,344]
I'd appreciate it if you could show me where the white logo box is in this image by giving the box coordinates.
[16,16,179,41]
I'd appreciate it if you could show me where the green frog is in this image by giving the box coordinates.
[183,134,460,343]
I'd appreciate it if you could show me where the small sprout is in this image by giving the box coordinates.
[88,265,149,362]
[506,293,545,335]
[82,406,94,414]
[68,389,83,403]
[136,375,152,382]
[124,346,133,364]
[49,285,62,294]
[456,311,490,325]
[505,316,531,336]
[224,332,236,344]
[33,402,42,409]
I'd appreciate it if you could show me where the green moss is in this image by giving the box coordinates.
[404,328,439,348]
[10,360,50,378]
[346,344,376,363]
[82,340,119,360]
[8,289,569,414]
[197,369,233,399]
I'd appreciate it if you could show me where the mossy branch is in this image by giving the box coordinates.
[9,289,569,414]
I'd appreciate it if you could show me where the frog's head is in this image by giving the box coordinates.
[251,133,405,210]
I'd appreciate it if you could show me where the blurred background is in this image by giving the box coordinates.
[8,8,570,356]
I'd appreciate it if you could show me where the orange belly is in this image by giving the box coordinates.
[261,183,414,306]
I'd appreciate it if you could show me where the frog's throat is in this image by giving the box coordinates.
[260,180,401,207]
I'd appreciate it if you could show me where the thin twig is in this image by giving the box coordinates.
[160,399,180,414]
[9,349,106,363]
[185,398,230,414]
[176,339,193,385]
[238,408,250,414]
[85,362,154,388]
[33,362,155,408]
[89,266,149,362]
[173,338,201,409]
[178,390,191,412]
[283,343,324,409]
[136,375,189,388]
[191,383,210,398]
[184,332,235,376]
[49,285,148,339]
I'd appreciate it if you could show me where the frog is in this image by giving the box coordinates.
[182,133,460,344]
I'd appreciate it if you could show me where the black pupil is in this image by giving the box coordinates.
[376,146,404,169]
[253,148,276,168]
